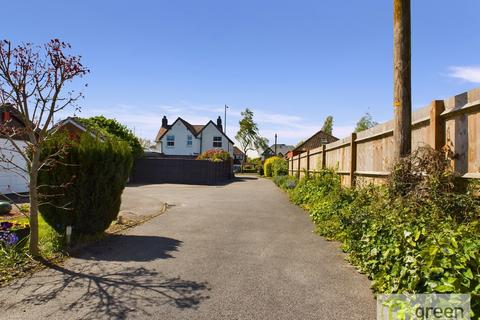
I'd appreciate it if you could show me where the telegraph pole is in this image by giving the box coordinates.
[393,0,412,159]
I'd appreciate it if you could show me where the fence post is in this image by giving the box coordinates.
[297,154,301,178]
[429,100,445,150]
[350,132,357,188]
[306,150,310,176]
[321,144,326,169]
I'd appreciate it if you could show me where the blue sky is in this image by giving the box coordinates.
[2,0,480,149]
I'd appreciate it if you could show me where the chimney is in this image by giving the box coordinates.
[2,111,10,122]
[216,116,223,131]
[161,116,168,128]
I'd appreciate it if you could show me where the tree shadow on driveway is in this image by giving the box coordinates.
[74,235,183,262]
[1,259,210,320]
[0,235,210,319]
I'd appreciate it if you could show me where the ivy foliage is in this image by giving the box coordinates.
[38,132,133,240]
[78,116,143,159]
[282,148,480,317]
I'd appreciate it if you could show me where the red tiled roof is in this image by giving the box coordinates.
[155,127,169,142]
[233,146,244,156]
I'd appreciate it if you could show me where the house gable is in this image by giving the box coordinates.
[154,116,235,156]
[155,117,205,142]
[159,118,200,156]
[197,120,234,144]
[199,121,233,155]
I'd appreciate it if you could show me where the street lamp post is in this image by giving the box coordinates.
[224,105,229,134]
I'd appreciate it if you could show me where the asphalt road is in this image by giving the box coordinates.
[0,176,376,320]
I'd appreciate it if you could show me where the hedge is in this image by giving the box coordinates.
[38,132,133,239]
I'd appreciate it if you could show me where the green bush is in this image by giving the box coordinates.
[38,132,133,239]
[264,156,287,177]
[79,116,143,159]
[196,149,231,162]
[263,157,275,177]
[271,157,288,177]
[281,149,480,317]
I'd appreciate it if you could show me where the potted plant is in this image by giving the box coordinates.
[0,201,12,215]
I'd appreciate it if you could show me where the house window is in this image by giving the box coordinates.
[187,135,193,147]
[213,136,222,148]
[166,135,175,147]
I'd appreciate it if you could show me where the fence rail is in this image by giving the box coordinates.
[289,88,480,186]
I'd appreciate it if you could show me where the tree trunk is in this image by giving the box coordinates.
[28,154,40,257]
[393,0,412,159]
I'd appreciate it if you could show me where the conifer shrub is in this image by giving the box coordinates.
[38,132,133,239]
[78,116,143,159]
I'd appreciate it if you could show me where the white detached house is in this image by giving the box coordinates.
[155,116,234,157]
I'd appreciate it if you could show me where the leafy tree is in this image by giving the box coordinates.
[235,108,268,168]
[0,39,88,256]
[138,137,153,149]
[354,113,378,133]
[321,116,333,135]
[80,116,143,158]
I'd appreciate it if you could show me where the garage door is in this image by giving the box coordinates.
[0,138,28,194]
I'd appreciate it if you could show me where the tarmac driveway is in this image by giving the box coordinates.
[0,175,376,319]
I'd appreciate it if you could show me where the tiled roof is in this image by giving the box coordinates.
[155,118,233,144]
[293,130,338,152]
[0,104,34,139]
[269,144,295,156]
[155,118,205,142]
[233,146,244,156]
[155,127,169,141]
[191,125,205,134]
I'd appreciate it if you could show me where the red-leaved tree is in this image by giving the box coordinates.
[0,39,88,256]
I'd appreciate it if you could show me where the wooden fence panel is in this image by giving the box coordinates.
[289,88,480,186]
[130,158,233,185]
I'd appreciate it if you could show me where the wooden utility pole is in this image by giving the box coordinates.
[393,0,412,159]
